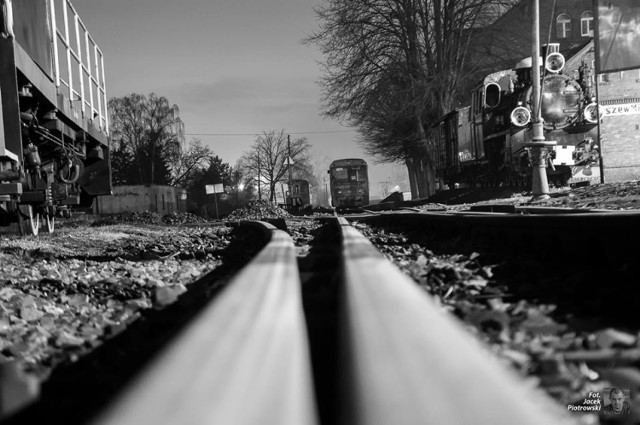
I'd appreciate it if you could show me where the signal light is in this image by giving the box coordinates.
[583,102,600,124]
[545,52,565,73]
[511,106,531,127]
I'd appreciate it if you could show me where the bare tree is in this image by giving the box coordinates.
[307,0,517,198]
[240,130,313,202]
[108,93,184,185]
[167,138,213,187]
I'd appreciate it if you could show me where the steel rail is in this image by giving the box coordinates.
[91,221,318,425]
[84,214,597,425]
[336,216,573,425]
[351,209,640,264]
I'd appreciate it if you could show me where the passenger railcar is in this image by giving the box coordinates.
[281,179,311,212]
[1,0,111,235]
[431,43,600,189]
[328,158,369,208]
[288,179,311,208]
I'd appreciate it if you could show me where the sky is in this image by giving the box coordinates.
[70,0,410,199]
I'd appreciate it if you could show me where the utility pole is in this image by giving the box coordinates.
[527,0,555,200]
[213,191,219,220]
[324,177,328,207]
[287,134,293,206]
[257,156,262,200]
[378,181,390,198]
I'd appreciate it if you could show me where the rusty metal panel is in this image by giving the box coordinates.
[12,0,54,79]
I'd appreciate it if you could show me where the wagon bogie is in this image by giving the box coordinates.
[1,0,111,234]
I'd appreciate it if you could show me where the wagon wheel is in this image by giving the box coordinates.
[42,213,55,234]
[17,205,40,236]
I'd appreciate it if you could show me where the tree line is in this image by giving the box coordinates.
[108,93,320,215]
[305,0,520,199]
[108,0,522,207]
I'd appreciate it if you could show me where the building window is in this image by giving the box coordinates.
[557,13,572,39]
[581,11,594,37]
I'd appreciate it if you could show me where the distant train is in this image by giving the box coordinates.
[283,179,311,212]
[430,43,600,189]
[1,0,111,235]
[328,158,369,208]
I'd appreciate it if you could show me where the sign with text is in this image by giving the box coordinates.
[602,102,640,117]
[205,184,224,194]
[595,0,640,72]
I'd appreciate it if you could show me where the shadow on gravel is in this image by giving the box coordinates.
[2,224,268,425]
[297,219,342,425]
[359,216,640,329]
[423,187,528,205]
[492,257,640,329]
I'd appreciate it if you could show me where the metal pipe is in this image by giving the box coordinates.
[531,0,541,131]
[50,0,60,87]
[74,13,85,117]
[594,64,605,183]
[85,31,94,117]
[62,0,73,104]
[528,0,555,200]
[287,134,293,206]
[59,164,80,184]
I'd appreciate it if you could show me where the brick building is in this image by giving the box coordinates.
[597,71,640,181]
[475,0,640,182]
[476,0,595,71]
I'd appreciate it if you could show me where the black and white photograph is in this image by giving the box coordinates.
[1,1,640,424]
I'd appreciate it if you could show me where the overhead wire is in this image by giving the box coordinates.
[184,129,356,137]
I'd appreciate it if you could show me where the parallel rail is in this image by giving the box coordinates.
[92,221,317,425]
[351,209,640,265]
[88,217,575,424]
[337,216,571,425]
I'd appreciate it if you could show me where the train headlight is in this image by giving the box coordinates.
[583,102,600,124]
[545,52,565,73]
[510,106,531,127]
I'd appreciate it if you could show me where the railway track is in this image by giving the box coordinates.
[5,208,640,424]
